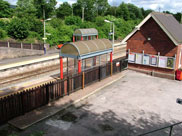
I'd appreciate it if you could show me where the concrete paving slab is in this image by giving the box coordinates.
[5,70,182,136]
[8,70,127,130]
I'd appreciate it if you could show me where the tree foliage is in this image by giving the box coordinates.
[0,28,7,39]
[56,2,72,19]
[0,0,13,18]
[65,16,82,26]
[15,0,37,18]
[7,18,29,39]
[33,0,57,19]
[2,0,182,46]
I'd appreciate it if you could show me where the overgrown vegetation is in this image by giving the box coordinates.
[0,0,181,46]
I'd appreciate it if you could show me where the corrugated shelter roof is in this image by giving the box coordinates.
[60,39,113,59]
[73,28,98,36]
[122,12,182,45]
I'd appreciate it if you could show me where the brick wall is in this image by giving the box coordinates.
[127,18,177,57]
[127,17,179,74]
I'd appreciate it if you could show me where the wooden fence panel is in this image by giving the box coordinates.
[84,67,99,86]
[106,63,111,77]
[0,57,127,125]
[0,42,8,47]
[23,43,31,49]
[9,42,21,48]
[33,44,44,50]
[73,74,82,91]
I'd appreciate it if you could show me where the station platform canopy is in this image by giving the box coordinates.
[73,28,98,36]
[60,39,113,60]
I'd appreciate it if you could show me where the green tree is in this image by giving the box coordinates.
[0,20,9,31]
[0,28,7,39]
[49,18,63,28]
[0,0,13,18]
[8,18,29,40]
[33,0,57,19]
[76,0,96,21]
[105,6,117,16]
[56,2,72,19]
[173,12,182,23]
[17,0,34,8]
[72,3,82,18]
[95,0,109,16]
[116,2,130,20]
[127,3,143,19]
[95,16,105,26]
[143,9,153,17]
[65,16,82,26]
[15,0,37,18]
[47,25,73,46]
[15,7,37,18]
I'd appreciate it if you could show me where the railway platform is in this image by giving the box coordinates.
[0,49,59,71]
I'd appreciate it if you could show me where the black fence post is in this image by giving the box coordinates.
[46,84,49,104]
[120,60,122,72]
[20,91,25,115]
[169,126,173,136]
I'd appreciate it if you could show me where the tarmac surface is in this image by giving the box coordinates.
[1,70,182,136]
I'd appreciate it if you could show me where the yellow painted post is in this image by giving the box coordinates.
[82,72,85,89]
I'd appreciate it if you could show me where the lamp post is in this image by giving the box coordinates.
[104,19,114,48]
[43,8,51,54]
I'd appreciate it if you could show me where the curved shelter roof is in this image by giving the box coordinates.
[60,39,113,59]
[73,28,98,36]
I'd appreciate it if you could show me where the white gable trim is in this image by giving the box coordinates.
[122,13,179,46]
[122,14,152,43]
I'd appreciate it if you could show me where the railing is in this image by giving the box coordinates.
[0,41,44,50]
[138,122,182,136]
[0,57,128,125]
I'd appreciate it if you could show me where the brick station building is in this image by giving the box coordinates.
[122,12,182,79]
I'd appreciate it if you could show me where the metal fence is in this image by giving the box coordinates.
[0,41,44,50]
[0,57,128,125]
[138,122,182,136]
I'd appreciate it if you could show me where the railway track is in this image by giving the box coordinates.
[0,47,126,89]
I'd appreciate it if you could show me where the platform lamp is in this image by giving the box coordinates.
[43,0,52,54]
[104,19,114,50]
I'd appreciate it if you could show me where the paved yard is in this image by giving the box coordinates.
[1,70,182,136]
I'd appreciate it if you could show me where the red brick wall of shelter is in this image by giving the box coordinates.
[127,17,179,74]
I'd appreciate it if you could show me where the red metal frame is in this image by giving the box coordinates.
[78,60,81,73]
[73,36,75,42]
[110,52,113,63]
[60,57,63,79]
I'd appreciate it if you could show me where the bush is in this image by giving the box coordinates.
[29,18,43,35]
[65,16,82,26]
[95,16,105,27]
[0,20,9,31]
[7,18,29,40]
[50,18,63,28]
[47,25,73,46]
[0,28,7,39]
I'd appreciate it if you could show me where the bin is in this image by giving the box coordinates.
[176,70,182,80]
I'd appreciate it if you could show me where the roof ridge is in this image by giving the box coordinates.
[152,12,173,16]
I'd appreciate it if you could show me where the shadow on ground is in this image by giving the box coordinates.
[1,101,181,136]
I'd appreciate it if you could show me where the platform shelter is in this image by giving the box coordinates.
[73,28,98,42]
[59,39,113,79]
